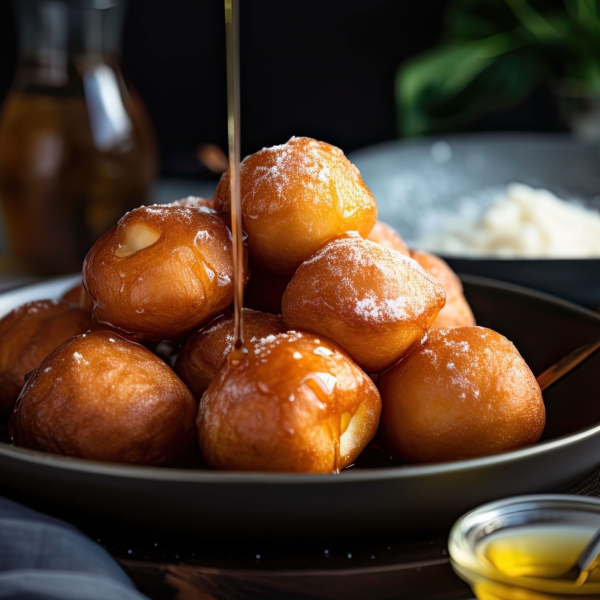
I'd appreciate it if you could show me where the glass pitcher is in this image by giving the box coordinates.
[0,0,157,276]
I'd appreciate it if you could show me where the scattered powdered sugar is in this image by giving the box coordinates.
[124,204,218,228]
[165,197,216,213]
[355,295,410,321]
[294,237,444,325]
[72,351,88,365]
[241,137,345,213]
[420,328,495,399]
[251,331,305,358]
[194,230,212,244]
[313,346,333,357]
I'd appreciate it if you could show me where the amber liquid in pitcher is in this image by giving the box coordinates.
[0,77,155,275]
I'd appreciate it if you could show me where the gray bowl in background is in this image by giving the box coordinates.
[349,133,600,307]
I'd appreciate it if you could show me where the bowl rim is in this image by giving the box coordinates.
[1,274,600,485]
[348,131,600,160]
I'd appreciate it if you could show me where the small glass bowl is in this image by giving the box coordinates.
[449,495,600,599]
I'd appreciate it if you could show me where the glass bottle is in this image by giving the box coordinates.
[0,0,157,276]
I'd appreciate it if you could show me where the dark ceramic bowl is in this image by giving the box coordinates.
[349,134,600,307]
[0,275,600,538]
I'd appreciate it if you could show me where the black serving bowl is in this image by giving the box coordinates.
[0,275,600,538]
[349,133,600,308]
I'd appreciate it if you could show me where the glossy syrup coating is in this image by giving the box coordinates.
[367,221,410,255]
[61,281,94,310]
[282,236,446,373]
[83,204,235,341]
[214,136,378,275]
[10,330,197,465]
[0,300,92,415]
[198,331,382,473]
[410,250,476,329]
[378,327,545,463]
[176,308,289,398]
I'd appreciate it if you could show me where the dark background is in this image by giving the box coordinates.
[0,0,564,178]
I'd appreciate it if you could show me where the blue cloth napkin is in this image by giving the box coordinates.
[0,495,148,600]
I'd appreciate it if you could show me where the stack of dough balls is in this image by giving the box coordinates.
[1,136,545,473]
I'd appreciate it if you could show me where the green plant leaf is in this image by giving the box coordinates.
[397,33,528,135]
[397,0,600,136]
[503,0,563,40]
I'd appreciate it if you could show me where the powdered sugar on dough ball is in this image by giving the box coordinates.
[213,137,378,275]
[167,197,216,212]
[379,326,545,462]
[197,331,381,473]
[281,236,446,373]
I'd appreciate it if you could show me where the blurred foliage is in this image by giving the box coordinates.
[397,0,600,136]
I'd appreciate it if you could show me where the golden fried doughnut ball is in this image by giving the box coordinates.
[0,300,92,415]
[282,236,446,373]
[83,205,234,341]
[410,250,475,329]
[176,308,288,397]
[379,327,545,463]
[244,260,293,314]
[61,281,94,311]
[367,221,409,255]
[214,136,378,275]
[10,330,197,465]
[198,331,381,473]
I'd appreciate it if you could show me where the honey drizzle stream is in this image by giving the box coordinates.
[225,0,244,353]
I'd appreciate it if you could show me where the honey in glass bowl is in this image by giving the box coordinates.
[449,496,600,599]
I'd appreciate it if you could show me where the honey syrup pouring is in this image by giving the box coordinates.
[224,0,246,364]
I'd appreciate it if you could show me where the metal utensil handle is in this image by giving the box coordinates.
[577,525,600,572]
[536,339,600,391]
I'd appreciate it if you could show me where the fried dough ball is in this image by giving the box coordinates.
[0,300,92,415]
[83,205,235,341]
[244,260,293,314]
[198,331,381,473]
[176,309,288,397]
[10,330,197,465]
[410,250,476,329]
[379,327,545,463]
[367,221,409,255]
[282,236,446,373]
[61,282,94,311]
[214,136,378,275]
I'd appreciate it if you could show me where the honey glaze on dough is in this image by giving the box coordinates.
[197,331,382,474]
[176,309,288,398]
[83,204,235,341]
[10,330,198,465]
